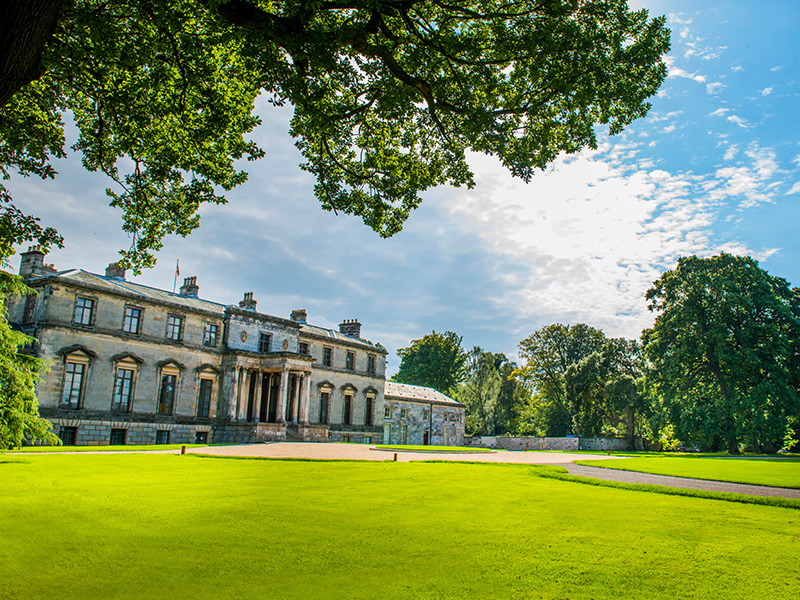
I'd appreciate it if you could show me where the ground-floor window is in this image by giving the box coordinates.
[197,378,213,418]
[364,436,371,444]
[319,391,329,424]
[383,423,391,444]
[343,435,351,443]
[343,394,352,425]
[401,424,408,444]
[110,428,126,445]
[195,431,208,444]
[59,426,77,446]
[365,397,373,426]
[158,374,177,415]
[155,430,170,445]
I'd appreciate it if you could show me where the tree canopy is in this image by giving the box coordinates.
[517,323,606,435]
[2,0,669,270]
[642,254,800,453]
[392,330,466,395]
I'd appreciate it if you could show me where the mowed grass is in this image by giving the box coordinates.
[578,456,800,489]
[1,455,798,600]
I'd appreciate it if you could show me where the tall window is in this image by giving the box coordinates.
[259,332,271,353]
[112,368,135,411]
[319,391,330,424]
[367,354,376,374]
[365,397,374,426]
[203,324,218,347]
[197,378,213,418]
[322,347,332,366]
[60,362,85,409]
[158,374,176,415]
[345,351,355,371]
[123,306,142,334]
[166,315,183,341]
[73,297,94,325]
[343,394,352,425]
[384,406,391,419]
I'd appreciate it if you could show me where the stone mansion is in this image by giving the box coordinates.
[9,246,465,447]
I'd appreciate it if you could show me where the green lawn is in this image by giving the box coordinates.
[1,443,210,453]
[576,456,800,489]
[374,444,494,452]
[1,455,798,600]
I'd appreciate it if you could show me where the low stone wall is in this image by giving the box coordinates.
[50,417,212,445]
[463,435,636,451]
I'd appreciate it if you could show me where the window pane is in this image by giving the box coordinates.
[167,316,183,340]
[158,374,176,414]
[319,392,329,424]
[197,379,212,418]
[74,298,93,325]
[123,307,141,333]
[204,324,218,347]
[112,368,134,411]
[61,362,84,408]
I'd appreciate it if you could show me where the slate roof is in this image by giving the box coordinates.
[45,269,227,314]
[299,322,385,352]
[384,381,464,407]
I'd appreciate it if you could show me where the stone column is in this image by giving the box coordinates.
[236,369,247,421]
[276,369,289,423]
[229,366,240,419]
[252,371,263,422]
[299,372,311,424]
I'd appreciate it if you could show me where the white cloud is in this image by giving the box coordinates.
[708,107,730,117]
[731,65,744,72]
[663,124,676,133]
[771,65,783,72]
[726,114,749,128]
[760,87,773,96]
[706,82,726,94]
[786,182,800,195]
[665,56,707,84]
[723,145,739,161]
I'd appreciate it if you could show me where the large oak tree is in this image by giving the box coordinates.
[1,0,670,270]
[643,254,800,453]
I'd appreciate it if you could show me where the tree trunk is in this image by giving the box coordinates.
[0,0,71,107]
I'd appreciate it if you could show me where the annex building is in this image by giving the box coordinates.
[8,246,465,447]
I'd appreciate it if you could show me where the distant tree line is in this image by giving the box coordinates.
[392,254,800,453]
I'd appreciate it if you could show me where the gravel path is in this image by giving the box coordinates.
[189,443,800,499]
[187,442,621,464]
[561,463,800,499]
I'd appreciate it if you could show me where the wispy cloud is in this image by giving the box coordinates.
[706,82,726,94]
[760,87,774,96]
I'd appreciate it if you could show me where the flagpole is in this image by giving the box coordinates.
[173,259,180,293]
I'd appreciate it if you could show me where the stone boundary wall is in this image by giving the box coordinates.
[463,436,636,451]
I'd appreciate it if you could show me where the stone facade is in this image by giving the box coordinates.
[9,247,461,447]
[463,436,639,451]
[382,382,465,446]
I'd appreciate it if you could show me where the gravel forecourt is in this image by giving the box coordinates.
[189,442,800,499]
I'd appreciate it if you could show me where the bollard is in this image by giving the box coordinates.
[394,453,397,462]
[181,445,186,455]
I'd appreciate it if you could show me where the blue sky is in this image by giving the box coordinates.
[8,0,800,374]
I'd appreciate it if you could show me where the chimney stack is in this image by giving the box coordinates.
[19,245,46,279]
[290,309,307,323]
[339,319,362,339]
[105,262,126,279]
[239,292,257,311]
[179,276,199,297]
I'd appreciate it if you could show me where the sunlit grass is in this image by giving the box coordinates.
[0,454,798,599]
